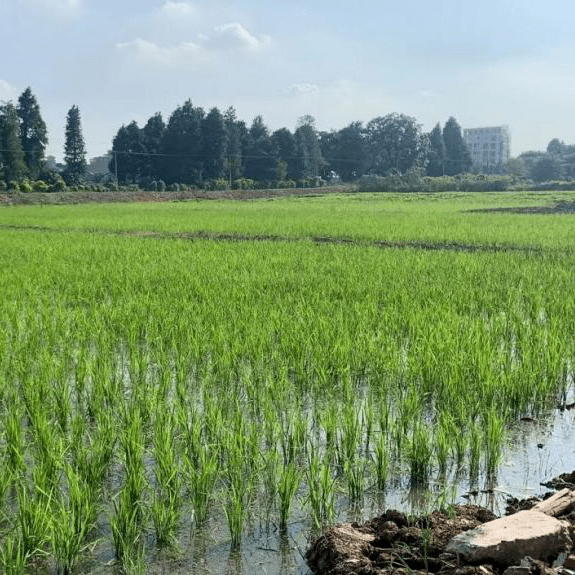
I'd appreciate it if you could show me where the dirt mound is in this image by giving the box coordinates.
[542,471,575,490]
[306,502,575,575]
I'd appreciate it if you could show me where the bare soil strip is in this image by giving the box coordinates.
[0,224,550,254]
[468,202,575,215]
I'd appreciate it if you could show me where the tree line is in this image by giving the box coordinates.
[109,103,474,187]
[4,86,574,191]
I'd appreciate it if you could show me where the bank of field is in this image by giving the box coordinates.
[0,192,574,574]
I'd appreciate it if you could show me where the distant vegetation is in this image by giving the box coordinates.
[2,87,575,193]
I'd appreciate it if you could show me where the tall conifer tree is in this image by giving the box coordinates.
[0,102,26,182]
[64,105,87,184]
[17,87,48,178]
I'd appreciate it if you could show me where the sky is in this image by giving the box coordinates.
[1,0,574,161]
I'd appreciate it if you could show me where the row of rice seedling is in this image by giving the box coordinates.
[2,190,575,249]
[0,224,574,572]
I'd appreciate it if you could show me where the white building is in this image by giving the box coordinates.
[463,126,511,170]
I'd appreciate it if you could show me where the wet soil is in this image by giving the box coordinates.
[306,489,575,575]
[468,202,575,215]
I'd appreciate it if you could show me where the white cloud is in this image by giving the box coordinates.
[159,1,195,20]
[116,38,205,69]
[288,83,320,95]
[0,79,18,102]
[202,23,270,52]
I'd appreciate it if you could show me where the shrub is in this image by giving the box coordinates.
[232,178,254,190]
[33,180,50,192]
[0,181,7,192]
[157,180,166,192]
[9,181,20,192]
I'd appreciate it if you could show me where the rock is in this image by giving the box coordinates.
[445,510,572,566]
[532,489,575,517]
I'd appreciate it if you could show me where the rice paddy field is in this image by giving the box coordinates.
[1,190,575,574]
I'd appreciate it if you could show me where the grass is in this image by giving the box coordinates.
[0,190,574,570]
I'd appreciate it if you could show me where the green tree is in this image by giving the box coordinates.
[161,99,204,184]
[17,87,48,178]
[141,112,165,182]
[202,107,226,180]
[0,102,26,182]
[224,107,243,182]
[426,123,445,176]
[530,155,563,181]
[294,115,324,180]
[271,128,298,179]
[546,138,565,156]
[63,105,87,185]
[442,117,471,175]
[243,115,277,182]
[320,121,367,181]
[366,113,428,175]
[109,121,145,184]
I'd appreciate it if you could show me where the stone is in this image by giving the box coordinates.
[445,510,572,566]
[565,555,575,570]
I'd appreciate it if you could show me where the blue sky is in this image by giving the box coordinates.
[1,0,574,161]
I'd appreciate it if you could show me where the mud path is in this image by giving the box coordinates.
[0,224,553,254]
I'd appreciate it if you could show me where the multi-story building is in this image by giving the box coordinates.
[463,126,511,170]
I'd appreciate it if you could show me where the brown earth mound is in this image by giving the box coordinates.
[306,500,575,575]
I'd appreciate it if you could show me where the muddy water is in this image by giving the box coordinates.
[81,405,575,575]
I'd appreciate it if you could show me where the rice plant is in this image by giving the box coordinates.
[277,461,302,530]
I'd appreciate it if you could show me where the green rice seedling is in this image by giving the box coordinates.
[305,451,336,531]
[151,408,182,548]
[434,411,451,475]
[260,449,280,520]
[277,461,302,530]
[110,488,145,563]
[407,422,433,485]
[336,404,361,469]
[16,482,52,561]
[4,405,26,478]
[51,465,97,575]
[344,457,365,504]
[484,408,505,477]
[0,532,28,575]
[183,446,220,525]
[224,482,249,548]
[469,420,483,478]
[363,395,375,454]
[111,406,147,561]
[373,431,389,491]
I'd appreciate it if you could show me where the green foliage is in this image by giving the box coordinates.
[366,113,428,175]
[232,177,254,190]
[442,117,472,175]
[19,178,33,193]
[0,102,26,181]
[33,179,49,192]
[63,105,87,185]
[17,87,48,179]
